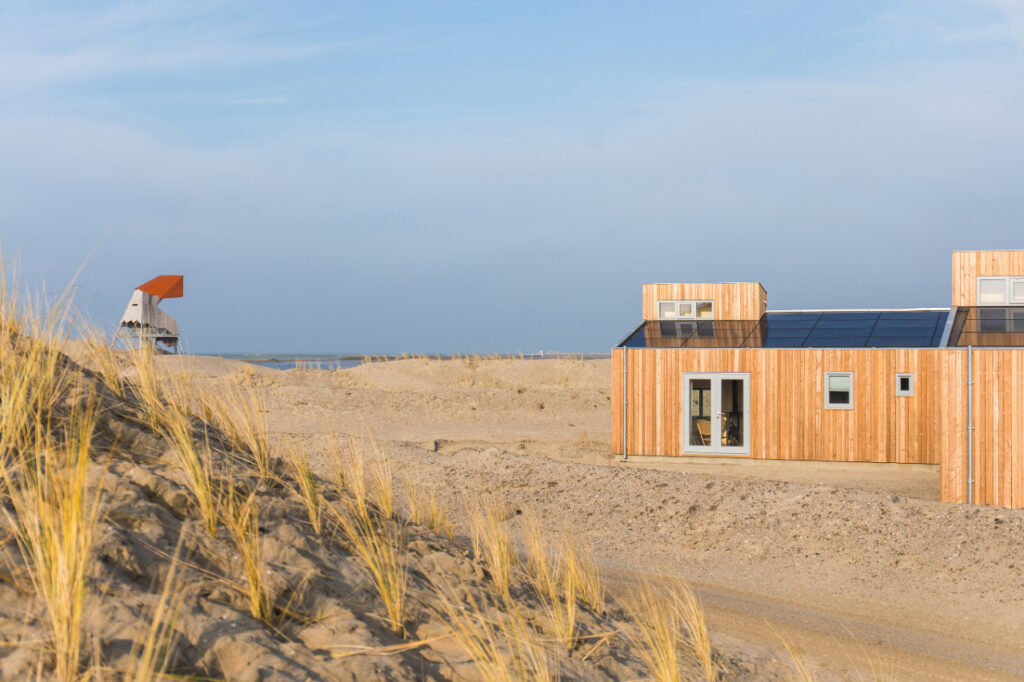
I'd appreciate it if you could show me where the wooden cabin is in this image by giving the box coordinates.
[611,250,1024,509]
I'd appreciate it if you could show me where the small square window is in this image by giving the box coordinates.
[1012,279,1024,304]
[896,373,914,397]
[825,372,853,410]
[657,300,712,320]
[978,278,1008,305]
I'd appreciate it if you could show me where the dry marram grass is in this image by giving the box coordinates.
[403,476,454,539]
[159,385,221,538]
[470,493,517,601]
[522,516,578,649]
[367,441,395,520]
[130,541,188,682]
[82,327,126,399]
[565,536,603,614]
[328,499,408,635]
[625,577,718,682]
[284,438,322,535]
[196,379,272,480]
[430,577,553,682]
[2,403,105,682]
[224,488,274,625]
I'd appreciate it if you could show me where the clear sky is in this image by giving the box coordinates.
[2,1,1023,353]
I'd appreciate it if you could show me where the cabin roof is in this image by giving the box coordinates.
[619,309,951,349]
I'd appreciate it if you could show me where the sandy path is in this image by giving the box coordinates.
[685,577,1024,681]
[175,356,1024,680]
[370,442,1024,681]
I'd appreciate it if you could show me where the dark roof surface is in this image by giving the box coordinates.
[949,307,1024,347]
[620,310,950,349]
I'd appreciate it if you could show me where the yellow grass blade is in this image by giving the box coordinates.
[130,538,188,682]
[624,577,718,682]
[327,499,407,635]
[223,489,273,625]
[469,493,517,601]
[1,399,105,682]
[283,438,322,535]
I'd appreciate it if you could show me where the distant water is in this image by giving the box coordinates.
[219,355,363,371]
[219,352,609,371]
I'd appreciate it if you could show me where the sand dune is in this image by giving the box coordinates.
[8,344,1024,680]
[2,343,769,680]
[180,355,1024,682]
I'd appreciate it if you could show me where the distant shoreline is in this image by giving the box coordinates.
[215,352,611,371]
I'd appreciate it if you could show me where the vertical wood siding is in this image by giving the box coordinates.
[959,350,1024,508]
[610,346,1024,508]
[641,283,766,320]
[952,250,1024,306]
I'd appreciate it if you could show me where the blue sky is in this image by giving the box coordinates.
[2,1,1023,353]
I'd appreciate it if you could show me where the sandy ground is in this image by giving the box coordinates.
[165,355,1024,681]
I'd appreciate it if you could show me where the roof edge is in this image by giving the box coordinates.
[766,307,949,313]
[643,281,767,292]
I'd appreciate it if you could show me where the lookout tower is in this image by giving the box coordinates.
[113,275,184,352]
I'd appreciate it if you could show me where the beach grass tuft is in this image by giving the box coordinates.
[522,515,578,649]
[130,540,188,682]
[403,476,454,540]
[469,493,517,601]
[625,577,718,682]
[430,577,553,682]
[159,385,221,538]
[2,401,105,682]
[283,438,322,535]
[196,379,272,481]
[223,487,274,625]
[328,499,408,635]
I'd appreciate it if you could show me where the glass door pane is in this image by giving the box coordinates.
[720,379,745,447]
[683,373,750,455]
[688,378,712,447]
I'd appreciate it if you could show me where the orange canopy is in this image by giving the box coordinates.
[136,275,183,300]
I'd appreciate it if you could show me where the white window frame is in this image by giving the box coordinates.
[681,372,751,456]
[977,277,1024,306]
[1013,278,1024,304]
[657,300,714,320]
[824,372,854,410]
[895,373,914,397]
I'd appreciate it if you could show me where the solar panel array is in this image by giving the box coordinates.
[620,310,950,349]
[759,311,949,348]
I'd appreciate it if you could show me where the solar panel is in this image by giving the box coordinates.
[620,310,950,349]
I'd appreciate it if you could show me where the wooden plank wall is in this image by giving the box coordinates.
[950,350,1024,508]
[612,347,1024,508]
[952,250,1024,306]
[641,283,766,320]
[612,347,963,464]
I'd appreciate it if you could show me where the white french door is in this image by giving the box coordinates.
[682,372,750,455]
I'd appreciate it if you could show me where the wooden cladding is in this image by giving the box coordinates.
[952,250,1024,306]
[611,347,1024,509]
[945,350,1024,508]
[642,283,766,321]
